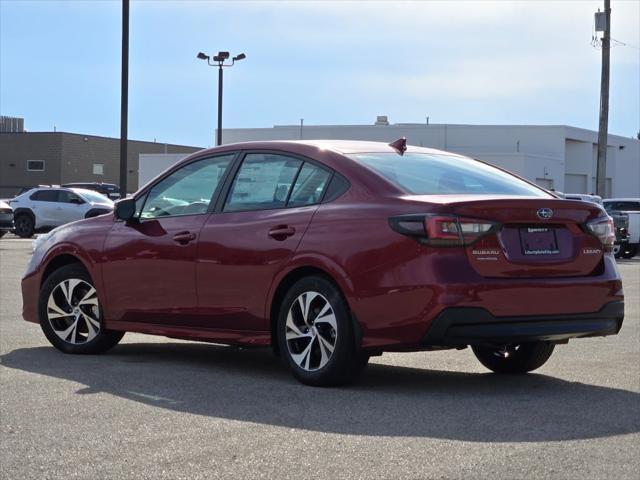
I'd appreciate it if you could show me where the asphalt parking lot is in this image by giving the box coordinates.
[1,237,639,480]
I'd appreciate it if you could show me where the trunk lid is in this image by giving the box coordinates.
[406,195,607,278]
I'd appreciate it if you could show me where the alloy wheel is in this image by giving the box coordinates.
[492,344,522,359]
[46,278,101,344]
[285,291,338,371]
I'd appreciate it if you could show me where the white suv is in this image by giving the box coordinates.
[9,187,114,238]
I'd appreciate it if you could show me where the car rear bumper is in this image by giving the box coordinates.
[421,301,624,347]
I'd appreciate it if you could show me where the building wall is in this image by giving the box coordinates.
[58,133,202,193]
[138,153,190,188]
[0,133,63,197]
[0,132,203,197]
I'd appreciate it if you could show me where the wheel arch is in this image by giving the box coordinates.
[40,253,90,287]
[13,207,35,223]
[268,264,361,355]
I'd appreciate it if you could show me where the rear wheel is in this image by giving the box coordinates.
[38,264,124,354]
[14,214,34,238]
[277,276,368,386]
[472,342,555,374]
[621,245,637,259]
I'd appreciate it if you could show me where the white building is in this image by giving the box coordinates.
[220,120,640,198]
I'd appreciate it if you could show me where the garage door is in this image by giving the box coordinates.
[564,174,587,193]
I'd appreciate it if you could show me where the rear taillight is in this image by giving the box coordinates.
[389,214,497,246]
[586,216,615,250]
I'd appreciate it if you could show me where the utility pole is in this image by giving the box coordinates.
[119,0,129,196]
[595,0,611,198]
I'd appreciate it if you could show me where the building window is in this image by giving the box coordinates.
[93,163,104,175]
[27,160,45,172]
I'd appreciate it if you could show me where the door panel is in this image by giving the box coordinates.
[100,154,235,326]
[102,215,208,324]
[196,206,318,330]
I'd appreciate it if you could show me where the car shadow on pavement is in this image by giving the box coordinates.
[2,342,639,443]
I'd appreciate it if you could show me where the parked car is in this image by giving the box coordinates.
[604,198,640,259]
[563,193,603,206]
[10,187,113,238]
[62,182,121,200]
[22,140,624,386]
[0,200,14,238]
[609,211,630,258]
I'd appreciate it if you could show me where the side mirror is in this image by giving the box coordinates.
[114,197,136,221]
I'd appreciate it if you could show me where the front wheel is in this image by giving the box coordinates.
[472,342,555,374]
[277,276,368,386]
[38,264,124,354]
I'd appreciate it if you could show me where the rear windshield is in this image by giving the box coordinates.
[349,152,551,197]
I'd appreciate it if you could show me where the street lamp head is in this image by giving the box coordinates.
[196,52,209,60]
[217,51,230,60]
[233,53,246,61]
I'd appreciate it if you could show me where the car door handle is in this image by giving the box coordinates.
[173,231,197,245]
[268,225,296,240]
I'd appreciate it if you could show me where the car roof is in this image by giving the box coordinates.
[197,139,466,157]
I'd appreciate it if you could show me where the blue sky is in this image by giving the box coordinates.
[1,0,638,148]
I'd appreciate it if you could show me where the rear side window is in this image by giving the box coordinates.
[288,163,331,207]
[349,153,551,197]
[30,190,59,202]
[225,154,302,212]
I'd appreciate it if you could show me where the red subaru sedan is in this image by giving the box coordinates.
[22,140,624,386]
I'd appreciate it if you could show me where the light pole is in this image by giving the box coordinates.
[197,51,246,146]
[119,0,129,195]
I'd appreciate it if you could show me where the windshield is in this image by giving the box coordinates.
[349,152,551,197]
[604,201,640,212]
[74,189,113,204]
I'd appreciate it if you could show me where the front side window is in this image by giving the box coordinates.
[225,154,302,212]
[140,155,233,219]
[350,153,551,197]
[58,190,84,204]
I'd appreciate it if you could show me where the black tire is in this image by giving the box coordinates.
[613,244,622,259]
[621,245,637,259]
[277,275,368,386]
[38,264,124,354]
[14,214,34,238]
[472,342,555,374]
